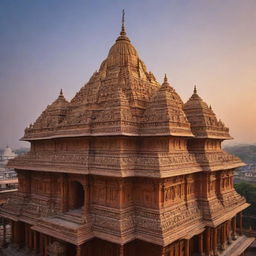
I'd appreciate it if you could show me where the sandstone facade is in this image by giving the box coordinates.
[0,13,253,256]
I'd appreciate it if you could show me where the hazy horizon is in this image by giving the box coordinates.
[1,0,255,149]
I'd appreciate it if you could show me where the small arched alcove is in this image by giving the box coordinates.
[68,181,84,210]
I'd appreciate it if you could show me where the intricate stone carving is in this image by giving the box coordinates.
[1,13,250,256]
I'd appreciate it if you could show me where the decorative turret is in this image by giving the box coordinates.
[141,75,193,136]
[184,86,231,139]
[23,90,69,138]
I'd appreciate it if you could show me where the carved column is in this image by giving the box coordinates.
[44,235,48,256]
[184,239,190,256]
[39,233,44,253]
[198,233,205,256]
[232,216,237,240]
[169,246,174,256]
[13,221,17,244]
[220,223,226,251]
[33,231,37,251]
[179,241,183,255]
[76,245,81,256]
[25,224,28,247]
[28,228,33,249]
[2,218,6,246]
[213,228,218,256]
[10,220,14,243]
[205,228,211,256]
[227,220,232,244]
[239,212,243,236]
[119,244,124,256]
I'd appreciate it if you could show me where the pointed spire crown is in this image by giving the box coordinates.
[116,9,130,42]
[164,74,168,83]
[120,9,126,36]
[193,85,197,94]
[59,89,64,98]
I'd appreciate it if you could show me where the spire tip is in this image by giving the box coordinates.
[120,9,126,35]
[164,74,168,83]
[193,85,197,94]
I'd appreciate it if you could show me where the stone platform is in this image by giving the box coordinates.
[220,235,255,256]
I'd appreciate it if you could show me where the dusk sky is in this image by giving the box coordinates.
[0,0,255,149]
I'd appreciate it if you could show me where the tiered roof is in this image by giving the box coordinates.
[141,75,193,136]
[23,16,231,142]
[26,89,68,133]
[184,86,231,139]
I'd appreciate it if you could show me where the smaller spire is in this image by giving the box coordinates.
[164,74,168,83]
[120,9,126,36]
[193,85,197,94]
[59,89,63,97]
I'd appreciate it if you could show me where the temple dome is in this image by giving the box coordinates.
[184,86,231,139]
[104,32,138,69]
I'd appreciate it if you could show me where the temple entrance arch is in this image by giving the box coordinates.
[68,181,84,210]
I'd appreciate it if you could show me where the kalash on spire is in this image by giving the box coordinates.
[5,12,251,256]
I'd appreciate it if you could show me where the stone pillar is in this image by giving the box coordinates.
[83,184,87,216]
[198,233,205,256]
[39,233,44,253]
[33,231,37,251]
[169,246,174,256]
[10,220,14,243]
[205,228,211,256]
[44,235,48,256]
[179,241,183,255]
[24,225,28,247]
[232,216,237,240]
[239,212,243,236]
[185,239,190,256]
[213,228,218,256]
[29,228,33,249]
[227,220,232,244]
[13,221,16,244]
[2,218,6,246]
[220,223,226,251]
[119,244,124,256]
[76,245,81,256]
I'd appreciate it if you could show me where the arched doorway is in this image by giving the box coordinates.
[68,181,84,210]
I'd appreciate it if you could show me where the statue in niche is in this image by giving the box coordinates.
[48,241,66,256]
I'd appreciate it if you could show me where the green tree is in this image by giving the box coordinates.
[235,182,256,229]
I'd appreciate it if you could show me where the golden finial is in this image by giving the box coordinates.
[120,9,126,35]
[193,85,197,94]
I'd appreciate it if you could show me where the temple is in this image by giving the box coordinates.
[0,12,254,256]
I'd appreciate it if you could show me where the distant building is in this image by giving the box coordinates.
[0,146,16,167]
[0,146,18,196]
[235,164,256,182]
[0,147,18,248]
